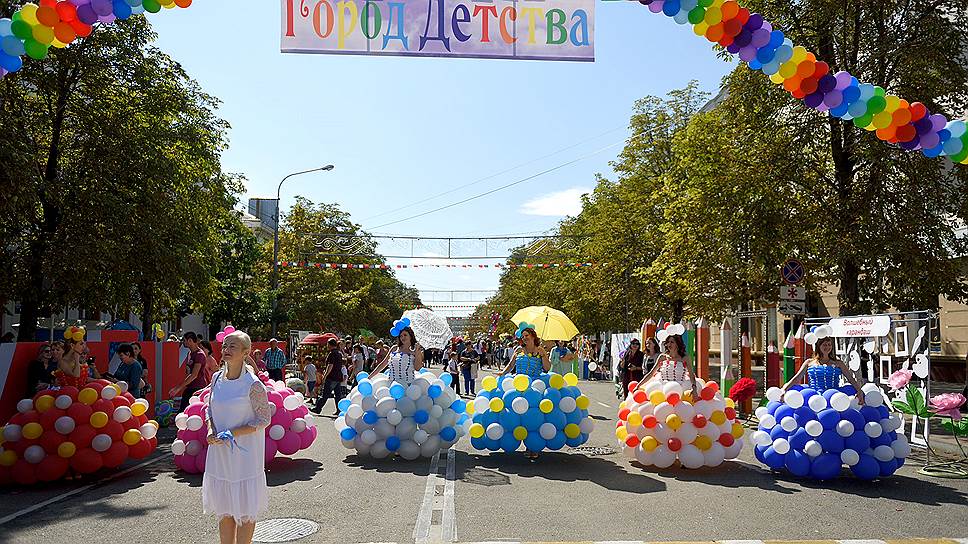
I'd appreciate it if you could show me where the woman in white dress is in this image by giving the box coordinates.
[637,332,699,400]
[370,326,424,386]
[203,330,272,544]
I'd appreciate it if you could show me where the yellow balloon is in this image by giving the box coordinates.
[0,450,16,466]
[513,374,529,392]
[123,429,142,446]
[465,401,476,415]
[692,21,708,36]
[481,376,497,391]
[489,398,505,413]
[78,388,98,405]
[615,426,628,440]
[703,6,722,25]
[35,395,55,413]
[649,391,666,405]
[131,401,147,417]
[564,423,581,439]
[872,111,893,130]
[618,400,627,410]
[710,410,727,426]
[724,398,735,409]
[884,95,900,113]
[791,45,808,63]
[22,422,43,440]
[564,373,579,387]
[512,426,528,440]
[19,4,39,26]
[642,436,659,452]
[666,414,683,430]
[627,412,643,427]
[72,331,84,342]
[539,399,554,414]
[682,390,693,403]
[769,72,786,85]
[148,420,159,429]
[694,435,712,451]
[90,411,108,428]
[731,422,745,439]
[469,423,485,438]
[549,374,565,389]
[58,441,76,458]
[576,395,590,410]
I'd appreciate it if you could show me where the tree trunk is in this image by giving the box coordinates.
[672,299,684,324]
[838,259,861,315]
[139,282,154,340]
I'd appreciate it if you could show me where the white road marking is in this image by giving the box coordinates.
[413,450,441,544]
[0,452,173,526]
[839,540,888,544]
[442,448,457,542]
[413,448,457,543]
[597,401,612,408]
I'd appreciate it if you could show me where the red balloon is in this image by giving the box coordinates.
[627,381,639,393]
[121,417,140,431]
[149,437,158,450]
[632,390,647,404]
[194,452,206,472]
[40,430,67,454]
[36,455,69,482]
[724,407,737,420]
[102,442,128,468]
[719,432,735,447]
[93,399,115,415]
[69,424,96,449]
[70,448,103,474]
[643,415,658,429]
[0,465,11,486]
[69,19,92,38]
[909,102,927,121]
[618,408,630,421]
[667,393,680,406]
[103,421,124,441]
[625,435,641,448]
[667,437,682,452]
[136,414,149,426]
[692,414,708,428]
[663,323,671,330]
[33,388,58,401]
[58,386,80,400]
[122,392,136,403]
[55,1,77,22]
[93,379,112,389]
[128,439,152,460]
[700,386,716,401]
[12,460,38,485]
[67,402,93,423]
[39,407,66,430]
[111,396,132,408]
[10,410,39,426]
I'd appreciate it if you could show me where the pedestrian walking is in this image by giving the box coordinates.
[460,345,477,396]
[312,339,346,415]
[447,349,460,393]
[303,356,317,398]
[203,330,270,544]
[263,338,287,381]
[169,332,207,410]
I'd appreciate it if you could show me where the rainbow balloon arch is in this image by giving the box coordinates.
[0,0,966,163]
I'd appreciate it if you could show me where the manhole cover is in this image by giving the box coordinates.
[253,518,320,543]
[568,445,616,456]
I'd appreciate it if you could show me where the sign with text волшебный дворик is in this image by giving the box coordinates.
[281,0,595,61]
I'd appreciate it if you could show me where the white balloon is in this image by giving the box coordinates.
[101,386,118,400]
[678,444,704,469]
[780,416,798,432]
[723,438,744,459]
[539,422,557,440]
[755,407,768,419]
[830,392,851,412]
[413,429,429,445]
[92,434,112,453]
[765,387,783,402]
[291,418,308,433]
[406,384,422,401]
[662,381,683,397]
[430,405,443,420]
[416,396,434,412]
[874,444,895,462]
[703,442,727,466]
[807,394,828,412]
[361,396,377,412]
[395,418,417,439]
[803,440,823,457]
[140,423,157,440]
[772,438,791,454]
[387,409,403,426]
[304,413,316,428]
[634,445,653,466]
[861,382,880,393]
[804,420,823,437]
[864,390,884,408]
[643,379,663,395]
[783,390,804,409]
[891,436,911,459]
[269,424,285,441]
[54,416,76,435]
[171,439,187,455]
[16,399,33,413]
[651,445,676,468]
[420,435,442,457]
[485,423,504,440]
[752,430,772,447]
[531,380,546,394]
[283,395,301,411]
[864,421,883,438]
[559,397,577,413]
[804,332,818,345]
[653,402,675,422]
[579,418,594,434]
[836,420,855,437]
[360,429,378,445]
[55,395,73,410]
[186,415,204,432]
[475,397,491,415]
[511,397,529,415]
[3,424,23,443]
[841,448,860,466]
[375,420,395,439]
[174,413,189,431]
[759,414,776,430]
[656,330,669,343]
[113,406,132,423]
[347,404,364,420]
[24,445,45,464]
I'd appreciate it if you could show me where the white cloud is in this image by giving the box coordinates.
[519,187,589,217]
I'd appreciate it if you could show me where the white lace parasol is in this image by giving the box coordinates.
[402,309,453,350]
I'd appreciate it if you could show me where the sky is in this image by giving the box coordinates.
[149,1,735,317]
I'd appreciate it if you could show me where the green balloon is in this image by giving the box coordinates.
[24,38,48,60]
[143,0,162,13]
[866,95,887,115]
[10,19,32,40]
[853,113,873,128]
[699,0,714,7]
[688,6,706,24]
[873,86,885,97]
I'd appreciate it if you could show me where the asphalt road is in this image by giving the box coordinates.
[2,369,967,544]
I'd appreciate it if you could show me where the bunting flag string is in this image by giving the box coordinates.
[276,261,600,269]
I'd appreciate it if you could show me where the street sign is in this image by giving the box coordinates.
[781,259,805,285]
[778,301,806,315]
[779,286,806,301]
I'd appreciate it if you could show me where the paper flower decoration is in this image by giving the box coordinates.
[888,369,913,392]
[928,393,966,421]
[215,325,236,343]
[515,322,535,339]
[390,317,411,337]
[728,377,757,406]
[64,326,85,342]
[152,323,165,341]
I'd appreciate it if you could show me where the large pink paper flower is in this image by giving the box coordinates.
[888,369,913,391]
[928,393,966,421]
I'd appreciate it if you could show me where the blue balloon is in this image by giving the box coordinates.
[851,453,879,480]
[523,433,546,452]
[774,405,795,421]
[810,453,842,480]
[1,35,24,57]
[0,18,12,36]
[521,410,544,431]
[390,384,406,399]
[440,427,457,441]
[769,426,790,441]
[876,405,890,420]
[817,431,845,454]
[546,432,567,450]
[817,408,841,430]
[401,317,411,327]
[337,399,352,412]
[386,436,401,451]
[844,432,871,453]
[810,325,819,332]
[499,433,520,453]
[754,445,768,464]
[841,384,857,396]
[662,0,680,16]
[450,399,465,413]
[428,385,442,399]
[765,400,783,415]
[768,29,785,48]
[870,433,892,448]
[440,373,453,386]
[800,388,818,400]
[0,51,21,73]
[878,458,899,477]
[340,427,357,440]
[545,410,567,429]
[565,434,585,448]
[358,380,373,396]
[498,410,521,429]
[543,388,562,404]
[860,406,881,422]
[763,446,786,469]
[363,411,379,425]
[794,406,817,426]
[112,0,132,19]
[471,437,486,450]
[564,409,583,426]
[457,414,468,425]
[789,428,811,451]
[785,449,811,477]
[842,409,866,430]
[748,59,763,70]
[524,389,542,406]
[502,390,521,405]
[414,410,430,424]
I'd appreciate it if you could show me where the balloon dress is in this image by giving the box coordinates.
[387,350,416,386]
[202,371,271,523]
[617,357,745,469]
[752,363,911,480]
[52,363,90,388]
[515,353,544,377]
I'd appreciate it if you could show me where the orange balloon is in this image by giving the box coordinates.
[53,22,75,44]
[705,23,725,43]
[892,107,912,127]
[175,0,192,7]
[783,76,802,93]
[36,5,59,27]
[720,1,740,20]
[875,125,897,141]
[796,60,816,79]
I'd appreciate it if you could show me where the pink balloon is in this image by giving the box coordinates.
[185,403,205,417]
[194,452,206,473]
[292,405,309,418]
[271,409,292,429]
[267,391,284,409]
[265,438,278,464]
[277,431,301,455]
[215,332,226,342]
[298,428,316,450]
[224,326,236,334]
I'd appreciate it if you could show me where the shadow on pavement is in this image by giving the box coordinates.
[634,460,801,495]
[171,457,323,488]
[772,468,968,506]
[456,450,667,494]
[341,455,434,477]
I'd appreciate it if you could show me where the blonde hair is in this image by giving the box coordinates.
[225,330,252,352]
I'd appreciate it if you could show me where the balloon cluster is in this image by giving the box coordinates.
[618,378,744,468]
[803,324,833,346]
[336,370,468,459]
[172,372,317,473]
[468,372,594,452]
[64,325,85,342]
[514,322,534,338]
[752,384,910,480]
[214,325,236,343]
[636,0,968,163]
[390,317,411,338]
[0,0,192,79]
[0,380,158,485]
[656,322,685,344]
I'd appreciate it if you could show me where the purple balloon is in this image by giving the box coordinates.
[818,74,837,93]
[726,42,741,54]
[99,13,116,23]
[929,114,947,132]
[739,45,758,62]
[823,89,844,108]
[746,13,764,30]
[92,0,113,16]
[77,4,98,24]
[69,0,90,5]
[638,0,653,4]
[899,139,920,151]
[914,116,933,135]
[648,0,664,13]
[834,71,853,90]
[920,132,940,149]
[751,28,771,48]
[734,29,752,47]
[760,21,773,34]
[804,91,825,109]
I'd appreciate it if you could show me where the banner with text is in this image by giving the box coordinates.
[282,0,595,61]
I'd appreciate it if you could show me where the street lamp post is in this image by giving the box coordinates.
[271,165,335,337]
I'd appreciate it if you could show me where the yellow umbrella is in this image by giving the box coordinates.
[510,306,579,341]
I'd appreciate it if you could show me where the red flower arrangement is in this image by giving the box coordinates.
[729,378,758,406]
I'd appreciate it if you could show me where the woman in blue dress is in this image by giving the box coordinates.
[779,336,864,404]
[499,327,550,379]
